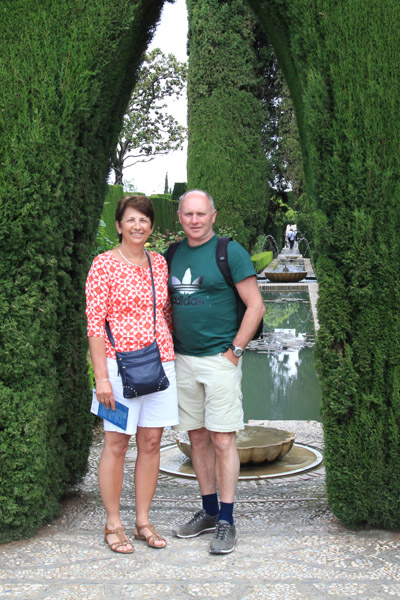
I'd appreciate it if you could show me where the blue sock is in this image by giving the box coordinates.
[218,502,234,525]
[202,493,219,517]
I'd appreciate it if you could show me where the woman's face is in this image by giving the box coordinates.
[116,207,154,246]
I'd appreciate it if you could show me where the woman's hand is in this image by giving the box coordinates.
[96,380,115,410]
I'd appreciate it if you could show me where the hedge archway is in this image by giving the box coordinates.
[1,0,399,540]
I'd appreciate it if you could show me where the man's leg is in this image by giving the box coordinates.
[172,356,219,538]
[189,427,217,495]
[200,354,243,555]
[211,430,240,505]
[207,431,239,554]
[190,427,219,518]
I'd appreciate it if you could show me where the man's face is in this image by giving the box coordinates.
[178,192,217,246]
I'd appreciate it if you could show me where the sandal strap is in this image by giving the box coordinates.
[104,526,134,550]
[104,526,125,536]
[110,539,132,551]
[135,522,166,544]
[135,522,153,533]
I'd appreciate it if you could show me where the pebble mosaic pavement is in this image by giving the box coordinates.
[1,420,400,599]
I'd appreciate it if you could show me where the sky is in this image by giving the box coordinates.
[116,0,189,195]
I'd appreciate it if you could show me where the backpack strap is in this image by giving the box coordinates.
[216,236,235,291]
[217,236,262,339]
[164,240,181,271]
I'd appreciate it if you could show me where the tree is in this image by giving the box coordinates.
[164,172,169,194]
[186,0,271,249]
[112,48,187,185]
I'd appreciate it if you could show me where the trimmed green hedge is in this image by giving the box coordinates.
[171,182,187,200]
[250,0,400,527]
[101,185,125,244]
[0,0,165,541]
[150,195,180,234]
[251,251,273,273]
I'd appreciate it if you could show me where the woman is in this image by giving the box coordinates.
[85,195,178,554]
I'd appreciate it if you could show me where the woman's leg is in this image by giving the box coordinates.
[99,430,133,552]
[134,426,165,547]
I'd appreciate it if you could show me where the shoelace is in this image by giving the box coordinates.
[214,522,231,540]
[189,510,204,524]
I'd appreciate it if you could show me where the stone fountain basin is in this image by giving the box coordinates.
[265,258,307,282]
[265,271,307,282]
[176,425,295,465]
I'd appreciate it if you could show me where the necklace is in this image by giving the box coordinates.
[118,247,147,267]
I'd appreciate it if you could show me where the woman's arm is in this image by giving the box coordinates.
[89,336,115,410]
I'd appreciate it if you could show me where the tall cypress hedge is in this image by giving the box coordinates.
[0,0,164,541]
[186,0,271,249]
[250,0,400,527]
[150,195,181,233]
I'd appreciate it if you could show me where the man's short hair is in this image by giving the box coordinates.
[178,189,215,212]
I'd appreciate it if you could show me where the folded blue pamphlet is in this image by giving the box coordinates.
[91,390,129,431]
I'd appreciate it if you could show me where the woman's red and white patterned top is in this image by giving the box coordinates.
[85,251,174,362]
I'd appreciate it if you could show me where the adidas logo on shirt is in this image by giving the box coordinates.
[171,268,203,295]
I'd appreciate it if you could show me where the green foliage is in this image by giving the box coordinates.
[214,224,238,240]
[249,0,400,527]
[276,76,304,198]
[112,48,187,185]
[150,195,180,234]
[100,185,125,245]
[146,229,185,254]
[95,220,118,257]
[171,182,187,200]
[0,0,165,541]
[250,251,273,273]
[186,0,271,249]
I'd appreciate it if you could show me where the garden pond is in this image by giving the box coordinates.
[242,290,321,422]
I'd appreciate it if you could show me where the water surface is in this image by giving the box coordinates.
[242,291,321,422]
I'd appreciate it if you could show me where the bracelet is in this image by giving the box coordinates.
[95,379,110,384]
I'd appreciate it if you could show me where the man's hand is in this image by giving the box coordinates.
[223,348,240,366]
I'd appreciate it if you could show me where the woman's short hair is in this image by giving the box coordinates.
[115,195,155,242]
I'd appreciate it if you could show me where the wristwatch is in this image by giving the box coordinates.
[229,344,244,357]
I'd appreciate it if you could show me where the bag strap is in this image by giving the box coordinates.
[164,240,181,271]
[105,250,157,347]
[145,250,157,337]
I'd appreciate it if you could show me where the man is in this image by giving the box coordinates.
[287,228,296,250]
[167,190,265,554]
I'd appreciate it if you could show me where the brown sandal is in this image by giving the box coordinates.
[134,522,166,549]
[104,525,135,554]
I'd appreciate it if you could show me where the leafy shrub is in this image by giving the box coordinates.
[251,251,273,273]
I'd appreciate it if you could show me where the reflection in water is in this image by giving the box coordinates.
[242,292,321,422]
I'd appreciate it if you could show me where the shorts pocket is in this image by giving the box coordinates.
[219,353,239,368]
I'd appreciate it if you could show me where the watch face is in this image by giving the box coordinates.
[233,347,243,356]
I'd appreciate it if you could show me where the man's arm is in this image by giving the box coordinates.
[224,275,265,365]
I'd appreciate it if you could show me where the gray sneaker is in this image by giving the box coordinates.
[209,520,237,554]
[172,509,218,538]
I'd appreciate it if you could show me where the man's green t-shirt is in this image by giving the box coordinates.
[167,234,256,356]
